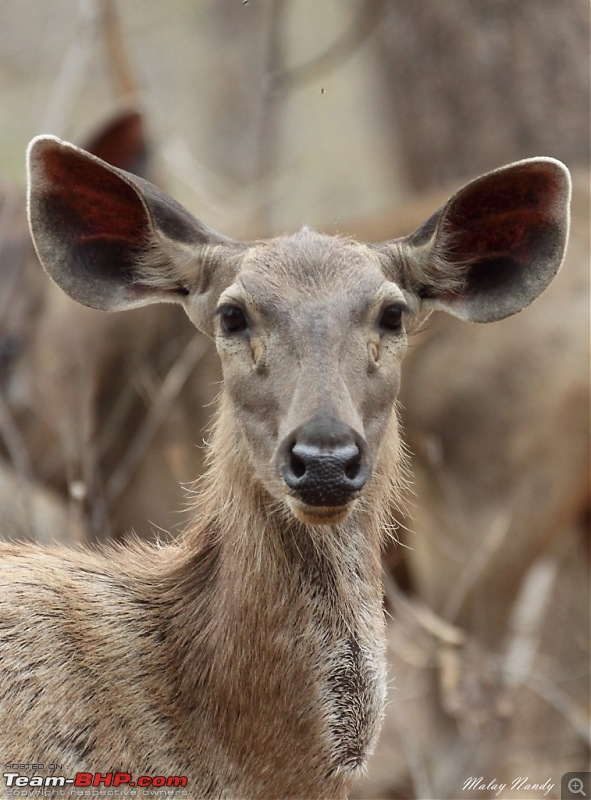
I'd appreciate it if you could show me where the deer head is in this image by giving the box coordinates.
[27,137,570,526]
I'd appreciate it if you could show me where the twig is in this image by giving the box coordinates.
[271,0,384,94]
[99,0,139,98]
[389,701,434,800]
[106,335,209,505]
[0,391,32,486]
[0,390,34,534]
[383,568,467,646]
[40,0,99,134]
[526,669,591,746]
[0,189,27,324]
[252,0,290,232]
[442,507,513,622]
[501,555,560,690]
[252,0,384,232]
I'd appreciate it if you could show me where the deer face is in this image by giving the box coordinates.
[205,230,413,523]
[27,137,571,526]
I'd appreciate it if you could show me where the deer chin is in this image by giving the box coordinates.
[286,497,355,526]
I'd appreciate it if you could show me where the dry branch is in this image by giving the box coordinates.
[106,335,209,506]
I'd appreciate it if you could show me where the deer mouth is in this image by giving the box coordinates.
[286,497,355,526]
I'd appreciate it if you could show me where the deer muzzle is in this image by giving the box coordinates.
[277,414,370,521]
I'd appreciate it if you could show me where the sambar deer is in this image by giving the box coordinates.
[0,139,570,799]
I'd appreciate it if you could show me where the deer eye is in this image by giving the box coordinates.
[218,304,249,334]
[379,303,405,333]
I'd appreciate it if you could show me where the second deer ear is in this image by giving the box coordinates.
[388,158,571,323]
[82,108,150,178]
[27,136,240,335]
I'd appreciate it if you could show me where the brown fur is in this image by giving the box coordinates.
[0,395,402,799]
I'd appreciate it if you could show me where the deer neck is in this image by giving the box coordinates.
[164,397,402,791]
[181,394,402,626]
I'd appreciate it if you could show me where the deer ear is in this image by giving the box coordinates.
[83,108,150,178]
[27,136,236,329]
[394,158,571,323]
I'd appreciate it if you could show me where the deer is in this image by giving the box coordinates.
[0,138,570,799]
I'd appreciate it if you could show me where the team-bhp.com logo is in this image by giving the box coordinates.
[3,772,188,791]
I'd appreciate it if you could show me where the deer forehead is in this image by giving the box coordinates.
[220,228,406,319]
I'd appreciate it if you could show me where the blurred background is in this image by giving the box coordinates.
[0,2,589,798]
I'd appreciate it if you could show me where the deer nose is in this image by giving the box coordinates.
[279,416,370,507]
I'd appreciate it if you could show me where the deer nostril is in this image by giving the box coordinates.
[344,451,362,481]
[289,451,306,479]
